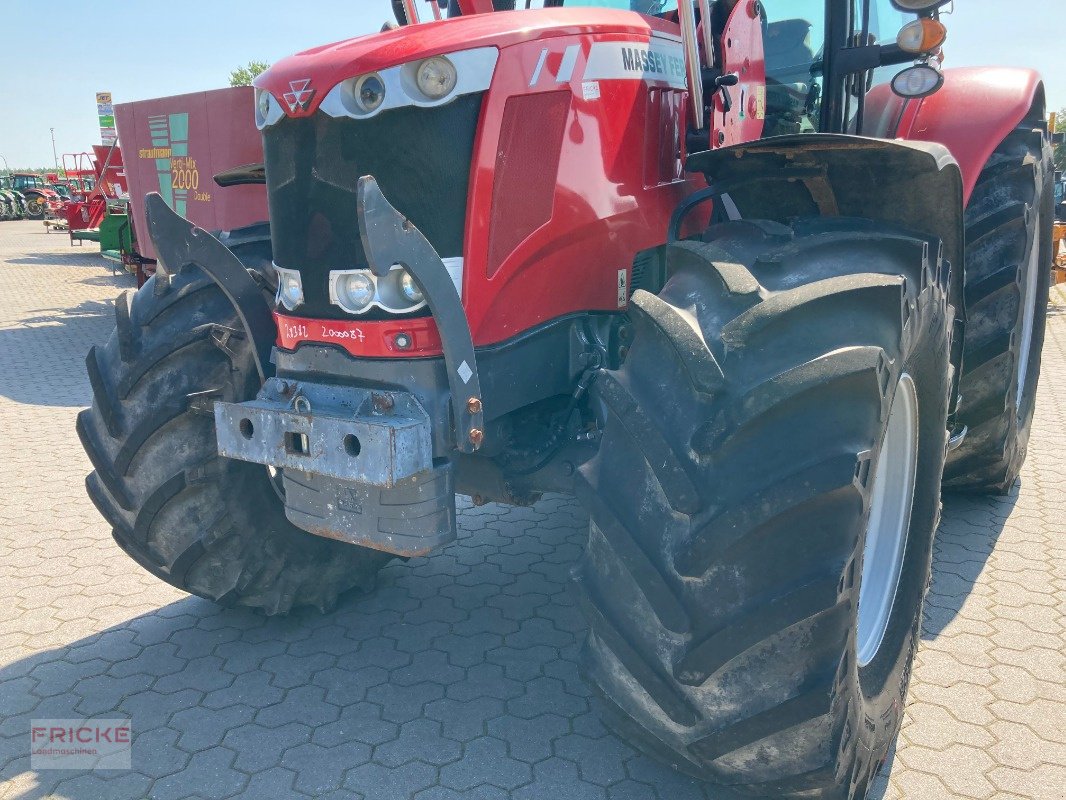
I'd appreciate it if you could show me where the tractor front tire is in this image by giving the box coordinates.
[944,122,1054,493]
[577,218,951,798]
[77,260,391,614]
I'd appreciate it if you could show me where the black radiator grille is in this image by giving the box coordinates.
[264,92,483,319]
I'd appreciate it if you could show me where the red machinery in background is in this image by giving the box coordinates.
[62,146,129,240]
[60,153,99,200]
[113,85,268,282]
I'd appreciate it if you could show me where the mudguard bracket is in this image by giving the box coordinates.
[145,192,276,383]
[357,176,485,453]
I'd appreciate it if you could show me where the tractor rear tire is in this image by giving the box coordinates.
[943,122,1054,493]
[576,218,952,798]
[77,258,391,614]
[25,195,46,220]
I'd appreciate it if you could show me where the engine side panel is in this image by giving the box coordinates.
[464,30,698,343]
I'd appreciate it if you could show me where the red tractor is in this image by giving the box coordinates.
[10,172,66,219]
[78,1,1053,796]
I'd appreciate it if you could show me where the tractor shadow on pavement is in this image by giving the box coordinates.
[0,278,131,408]
[0,496,749,800]
[0,488,1011,800]
[922,488,1018,640]
[5,251,119,270]
[0,482,1019,800]
[869,486,1017,798]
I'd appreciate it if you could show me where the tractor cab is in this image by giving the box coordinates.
[394,0,947,145]
[10,173,46,192]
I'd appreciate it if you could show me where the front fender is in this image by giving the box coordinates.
[869,67,1045,206]
[687,134,964,291]
[687,133,966,419]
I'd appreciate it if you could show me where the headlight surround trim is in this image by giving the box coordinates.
[274,265,305,310]
[329,265,432,315]
[317,47,498,122]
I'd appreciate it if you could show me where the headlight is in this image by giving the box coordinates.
[415,57,457,100]
[328,266,429,315]
[353,74,386,113]
[274,266,304,311]
[334,272,376,313]
[891,63,944,99]
[257,90,271,118]
[400,272,424,303]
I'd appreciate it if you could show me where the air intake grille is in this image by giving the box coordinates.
[264,93,483,319]
[486,91,570,278]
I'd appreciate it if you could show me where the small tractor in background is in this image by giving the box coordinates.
[78,1,1053,797]
[9,172,65,219]
[0,175,28,221]
[44,176,77,206]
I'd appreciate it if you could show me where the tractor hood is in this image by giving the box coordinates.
[255,7,675,119]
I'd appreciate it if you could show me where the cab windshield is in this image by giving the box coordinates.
[13,175,44,190]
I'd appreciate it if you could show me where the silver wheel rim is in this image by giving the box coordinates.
[1015,209,1041,410]
[856,373,919,667]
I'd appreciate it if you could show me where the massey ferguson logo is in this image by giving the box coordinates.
[283,79,316,112]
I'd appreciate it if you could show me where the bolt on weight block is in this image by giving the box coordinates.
[282,462,457,556]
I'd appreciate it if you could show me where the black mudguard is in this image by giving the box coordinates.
[686,133,967,426]
[146,192,276,384]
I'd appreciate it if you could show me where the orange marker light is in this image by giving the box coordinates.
[897,18,948,54]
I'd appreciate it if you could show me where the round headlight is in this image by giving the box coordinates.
[353,74,386,113]
[891,64,944,99]
[336,273,375,313]
[415,57,457,100]
[279,273,304,310]
[400,272,424,303]
[257,91,271,118]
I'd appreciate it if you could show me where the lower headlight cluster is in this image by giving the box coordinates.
[329,265,428,315]
[274,261,463,317]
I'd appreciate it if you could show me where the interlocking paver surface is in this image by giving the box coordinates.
[0,219,1063,799]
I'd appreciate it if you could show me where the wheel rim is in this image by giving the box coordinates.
[1015,209,1041,410]
[856,373,919,667]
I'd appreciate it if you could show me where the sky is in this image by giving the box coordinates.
[0,0,1062,168]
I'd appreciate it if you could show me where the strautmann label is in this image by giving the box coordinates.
[141,112,211,214]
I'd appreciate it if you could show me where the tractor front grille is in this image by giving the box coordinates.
[264,93,483,319]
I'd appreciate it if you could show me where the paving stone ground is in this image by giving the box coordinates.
[0,219,1063,800]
